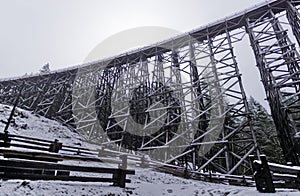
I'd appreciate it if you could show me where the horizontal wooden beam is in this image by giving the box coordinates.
[0,159,135,175]
[0,173,131,183]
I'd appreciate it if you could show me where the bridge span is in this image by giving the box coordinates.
[0,0,299,175]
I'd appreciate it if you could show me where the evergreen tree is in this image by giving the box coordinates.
[40,63,50,73]
[248,96,285,163]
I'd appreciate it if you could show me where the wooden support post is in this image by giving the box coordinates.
[49,139,62,153]
[98,146,103,157]
[183,168,190,179]
[112,169,127,188]
[140,155,149,168]
[113,155,128,188]
[260,155,275,193]
[209,171,212,182]
[253,155,275,193]
[119,155,127,170]
[3,82,25,133]
[98,146,109,157]
[0,132,11,147]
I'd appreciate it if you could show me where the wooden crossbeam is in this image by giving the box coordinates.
[0,159,134,187]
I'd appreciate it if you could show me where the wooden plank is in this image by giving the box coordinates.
[251,158,300,192]
[254,160,300,174]
[268,163,300,175]
[0,166,69,176]
[8,134,99,153]
[61,148,97,156]
[0,159,135,175]
[0,142,10,147]
[3,142,49,152]
[56,170,70,176]
[273,182,300,189]
[0,148,103,163]
[12,138,50,148]
[0,149,63,162]
[8,134,56,144]
[0,167,48,175]
[1,149,62,162]
[3,154,61,163]
[0,173,131,183]
[3,82,24,132]
[272,173,298,181]
[12,137,97,155]
[1,133,98,156]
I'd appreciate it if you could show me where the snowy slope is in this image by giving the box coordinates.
[0,104,299,196]
[0,104,97,148]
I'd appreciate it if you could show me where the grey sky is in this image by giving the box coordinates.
[0,0,269,108]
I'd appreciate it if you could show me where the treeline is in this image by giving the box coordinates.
[248,97,285,163]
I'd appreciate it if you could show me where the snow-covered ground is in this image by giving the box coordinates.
[0,104,299,196]
[1,169,299,196]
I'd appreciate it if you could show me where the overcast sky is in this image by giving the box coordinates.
[0,0,270,108]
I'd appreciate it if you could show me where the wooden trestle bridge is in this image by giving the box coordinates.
[0,0,299,176]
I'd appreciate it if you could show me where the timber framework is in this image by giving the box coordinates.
[0,0,299,175]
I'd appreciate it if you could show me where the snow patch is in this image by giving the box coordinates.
[0,104,299,195]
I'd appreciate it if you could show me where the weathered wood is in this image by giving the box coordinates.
[0,166,70,176]
[119,154,127,169]
[3,154,61,163]
[0,173,131,183]
[0,166,55,175]
[155,166,254,186]
[0,131,134,187]
[0,159,134,187]
[12,137,50,148]
[252,155,275,193]
[254,160,300,175]
[0,146,122,165]
[56,170,70,176]
[0,159,135,175]
[48,139,62,153]
[0,133,11,147]
[3,136,96,156]
[8,133,98,154]
[0,142,10,148]
[0,148,104,163]
[273,182,300,189]
[267,163,300,175]
[272,173,298,181]
[8,134,55,144]
[251,155,300,192]
[3,82,24,132]
[0,146,63,162]
[2,142,49,151]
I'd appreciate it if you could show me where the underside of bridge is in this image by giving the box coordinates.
[0,0,299,175]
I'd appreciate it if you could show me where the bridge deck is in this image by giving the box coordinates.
[0,0,298,82]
